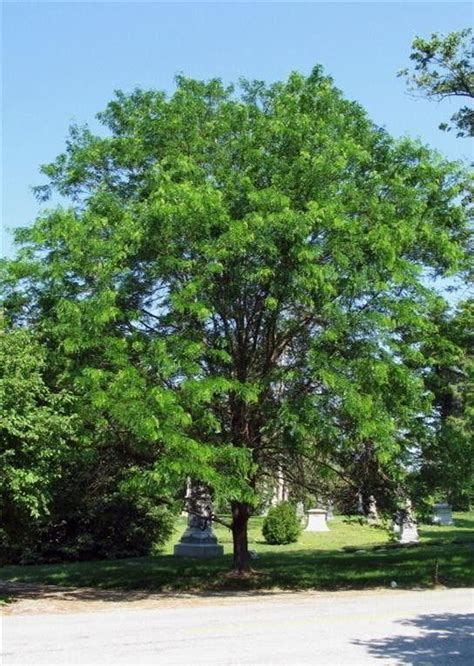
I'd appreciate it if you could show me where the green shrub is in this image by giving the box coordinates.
[0,448,178,565]
[262,502,302,545]
[39,494,176,562]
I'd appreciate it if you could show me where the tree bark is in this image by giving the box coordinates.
[231,501,251,573]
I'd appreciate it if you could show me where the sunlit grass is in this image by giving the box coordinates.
[163,514,393,555]
[1,512,472,593]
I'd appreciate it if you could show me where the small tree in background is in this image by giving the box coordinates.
[413,299,474,509]
[262,502,302,545]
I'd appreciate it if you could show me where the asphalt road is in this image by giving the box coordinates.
[2,588,473,665]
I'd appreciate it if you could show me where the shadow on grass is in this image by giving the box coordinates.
[420,518,474,544]
[1,540,472,603]
[449,518,474,530]
[421,531,474,545]
[353,612,474,664]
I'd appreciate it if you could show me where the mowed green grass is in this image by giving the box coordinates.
[163,514,393,555]
[1,513,473,593]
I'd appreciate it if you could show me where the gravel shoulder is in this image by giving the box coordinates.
[0,580,439,616]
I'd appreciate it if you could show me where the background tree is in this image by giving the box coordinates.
[411,299,473,509]
[399,28,474,137]
[0,318,177,564]
[2,69,470,571]
[0,324,76,561]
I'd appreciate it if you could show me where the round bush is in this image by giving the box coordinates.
[262,502,302,545]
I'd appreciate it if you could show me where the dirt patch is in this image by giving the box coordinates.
[0,581,297,616]
[0,581,429,616]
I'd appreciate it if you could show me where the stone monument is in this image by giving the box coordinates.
[326,500,334,521]
[181,477,192,516]
[432,502,454,526]
[367,495,379,525]
[271,470,289,506]
[174,482,224,558]
[398,498,419,544]
[392,515,401,536]
[296,501,305,522]
[305,508,329,532]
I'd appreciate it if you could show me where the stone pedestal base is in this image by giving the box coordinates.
[305,508,329,532]
[174,542,224,558]
[174,528,223,558]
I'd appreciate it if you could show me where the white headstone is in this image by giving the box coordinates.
[399,522,419,544]
[305,508,329,532]
[326,500,334,521]
[398,499,419,544]
[432,503,454,526]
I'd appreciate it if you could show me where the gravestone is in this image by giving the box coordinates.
[296,501,305,521]
[357,492,364,514]
[326,500,334,521]
[367,495,379,525]
[398,499,419,544]
[305,508,329,532]
[271,470,289,506]
[392,506,404,535]
[432,502,454,526]
[174,482,224,558]
[181,477,192,516]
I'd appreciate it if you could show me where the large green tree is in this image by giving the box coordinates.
[2,69,470,571]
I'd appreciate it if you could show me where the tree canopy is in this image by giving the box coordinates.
[2,68,471,570]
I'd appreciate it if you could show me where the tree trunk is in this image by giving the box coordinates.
[231,501,251,573]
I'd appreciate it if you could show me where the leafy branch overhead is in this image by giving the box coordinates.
[399,28,474,137]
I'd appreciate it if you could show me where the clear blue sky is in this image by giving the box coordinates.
[2,2,472,258]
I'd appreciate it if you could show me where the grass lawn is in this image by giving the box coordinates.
[1,513,473,594]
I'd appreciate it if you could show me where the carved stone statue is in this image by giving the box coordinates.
[174,481,223,558]
[367,495,379,525]
[186,482,213,530]
[398,498,419,544]
[326,500,334,521]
